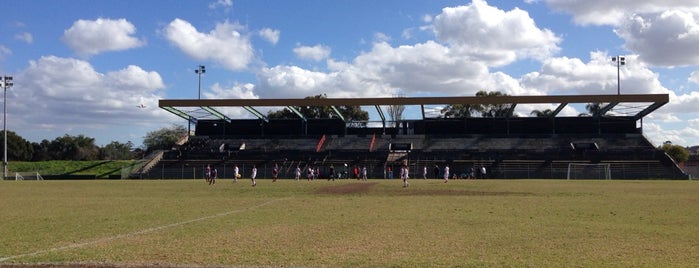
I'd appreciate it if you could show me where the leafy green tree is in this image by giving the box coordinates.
[530,109,555,117]
[579,103,603,117]
[31,140,51,161]
[47,134,100,160]
[660,142,689,163]
[267,94,369,121]
[0,130,34,161]
[441,90,514,118]
[441,103,480,118]
[143,125,187,152]
[101,141,134,160]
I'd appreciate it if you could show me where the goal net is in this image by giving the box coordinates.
[15,172,44,181]
[567,163,611,180]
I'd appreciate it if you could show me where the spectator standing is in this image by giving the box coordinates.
[433,164,440,179]
[423,166,428,179]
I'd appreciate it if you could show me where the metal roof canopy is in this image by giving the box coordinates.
[159,94,669,122]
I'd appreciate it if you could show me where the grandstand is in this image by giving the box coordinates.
[135,94,688,180]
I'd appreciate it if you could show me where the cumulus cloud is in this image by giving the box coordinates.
[258,28,280,45]
[520,51,669,95]
[432,0,560,66]
[543,0,699,26]
[164,18,254,71]
[293,44,331,61]
[61,18,144,56]
[616,10,699,67]
[18,56,166,130]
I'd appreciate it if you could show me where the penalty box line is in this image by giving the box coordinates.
[0,197,291,262]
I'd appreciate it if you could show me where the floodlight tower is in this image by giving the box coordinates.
[195,65,205,99]
[611,56,625,95]
[2,75,13,179]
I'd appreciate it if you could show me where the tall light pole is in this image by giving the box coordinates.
[195,65,205,99]
[2,76,13,179]
[611,56,625,95]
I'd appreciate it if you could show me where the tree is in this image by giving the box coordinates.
[47,134,100,160]
[387,95,405,127]
[0,130,34,161]
[530,109,555,117]
[101,141,134,160]
[441,90,514,118]
[579,103,603,117]
[660,142,689,163]
[267,94,369,121]
[143,125,187,152]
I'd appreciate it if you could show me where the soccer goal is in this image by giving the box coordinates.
[566,163,611,180]
[15,172,44,181]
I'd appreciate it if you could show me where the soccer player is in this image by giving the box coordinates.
[210,167,217,185]
[361,166,367,181]
[401,165,409,187]
[251,165,257,187]
[205,164,211,184]
[233,164,239,183]
[443,164,450,183]
[272,163,279,182]
[294,165,301,181]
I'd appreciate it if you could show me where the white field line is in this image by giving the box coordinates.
[0,197,290,262]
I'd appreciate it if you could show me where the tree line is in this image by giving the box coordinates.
[1,124,187,162]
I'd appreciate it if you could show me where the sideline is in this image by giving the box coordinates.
[0,197,291,262]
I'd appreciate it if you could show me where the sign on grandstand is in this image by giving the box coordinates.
[566,163,611,180]
[15,172,44,181]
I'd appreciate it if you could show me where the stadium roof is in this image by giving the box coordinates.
[159,94,669,124]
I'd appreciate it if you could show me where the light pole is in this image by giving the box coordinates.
[195,65,205,99]
[2,76,13,180]
[611,56,625,95]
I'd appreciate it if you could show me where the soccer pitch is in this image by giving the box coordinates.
[1,179,697,267]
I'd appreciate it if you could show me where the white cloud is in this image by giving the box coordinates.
[258,28,280,45]
[0,45,11,60]
[16,56,167,140]
[543,0,699,26]
[61,18,144,56]
[164,19,254,71]
[690,71,699,85]
[293,44,331,61]
[520,51,669,95]
[642,121,699,147]
[209,0,233,11]
[14,32,33,44]
[616,10,699,67]
[374,32,391,43]
[432,0,560,66]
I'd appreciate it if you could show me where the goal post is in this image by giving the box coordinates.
[567,163,611,180]
[14,172,44,181]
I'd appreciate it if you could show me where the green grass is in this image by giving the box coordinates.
[1,179,698,267]
[9,160,139,178]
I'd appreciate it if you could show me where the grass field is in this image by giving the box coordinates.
[1,178,698,267]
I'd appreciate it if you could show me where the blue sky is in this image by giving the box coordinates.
[1,0,699,148]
